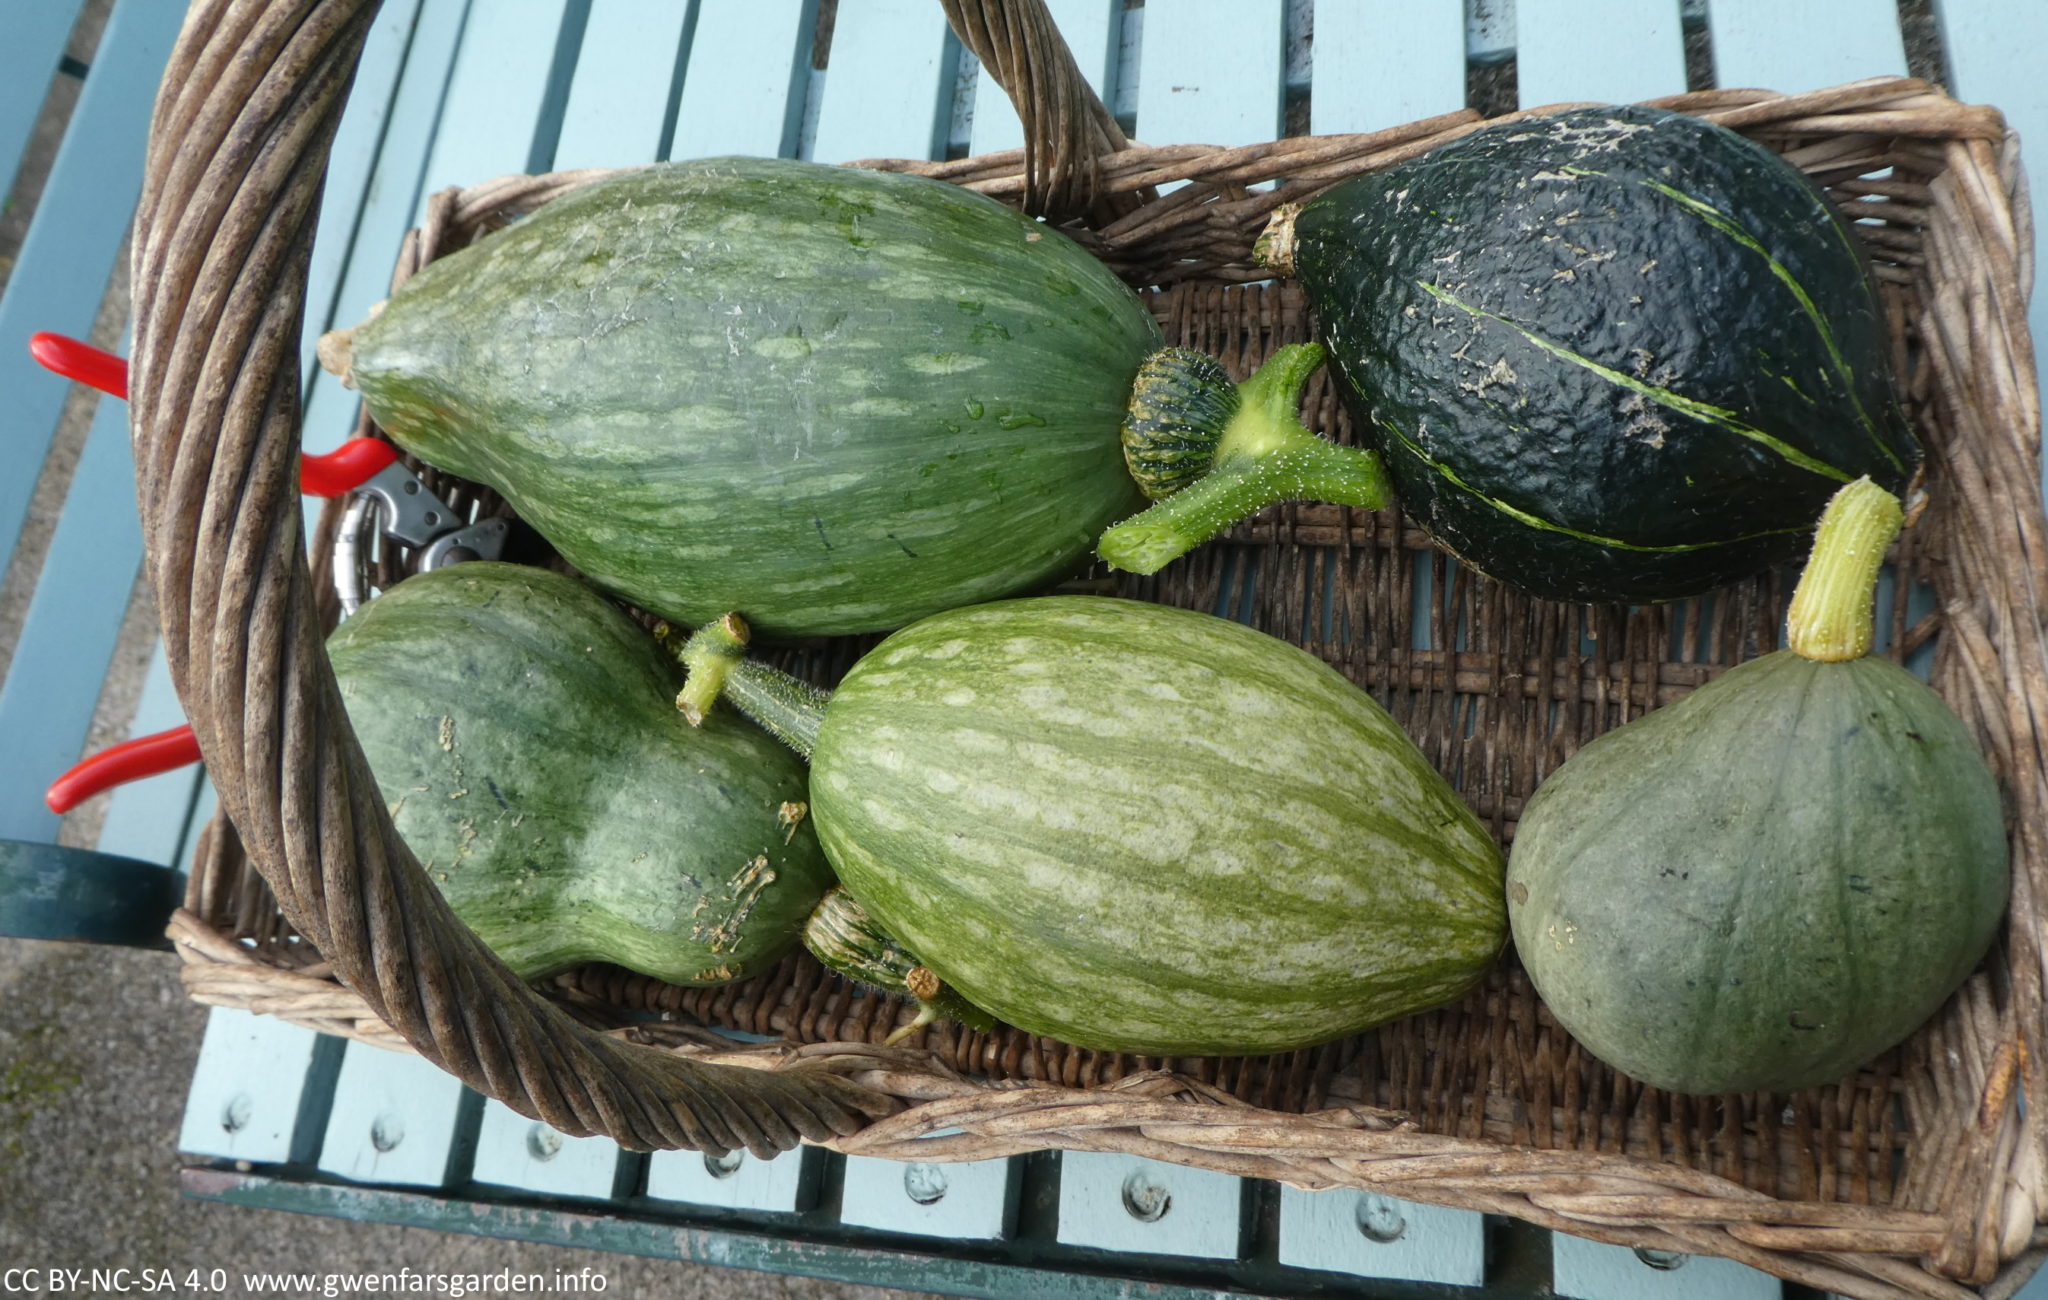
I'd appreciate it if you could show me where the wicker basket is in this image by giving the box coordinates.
[136,2,2047,1297]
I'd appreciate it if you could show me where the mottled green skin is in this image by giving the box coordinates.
[326,563,832,985]
[1507,652,2008,1095]
[1291,106,1919,604]
[808,597,1507,1056]
[349,158,1158,638]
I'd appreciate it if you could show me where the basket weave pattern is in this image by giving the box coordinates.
[135,3,2046,1297]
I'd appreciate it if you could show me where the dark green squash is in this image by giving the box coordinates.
[325,562,833,985]
[1258,105,1920,604]
[678,597,1506,1057]
[1505,480,2007,1094]
[327,159,1390,637]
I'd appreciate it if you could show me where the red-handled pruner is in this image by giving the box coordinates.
[45,727,204,814]
[31,332,415,498]
[33,332,506,811]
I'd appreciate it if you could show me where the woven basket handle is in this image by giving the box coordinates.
[127,0,888,1154]
[940,0,1134,221]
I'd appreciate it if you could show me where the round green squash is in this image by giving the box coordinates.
[1505,482,2007,1094]
[685,596,1507,1057]
[333,159,1396,636]
[1259,105,1920,604]
[326,562,833,985]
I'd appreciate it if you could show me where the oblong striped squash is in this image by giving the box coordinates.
[1261,105,1919,604]
[332,159,1396,637]
[341,159,1159,638]
[800,597,1507,1056]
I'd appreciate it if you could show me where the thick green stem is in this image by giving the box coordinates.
[1785,477,1904,663]
[1100,343,1393,574]
[721,663,830,758]
[673,612,830,756]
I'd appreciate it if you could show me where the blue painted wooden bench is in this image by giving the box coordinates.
[6,1,2048,1296]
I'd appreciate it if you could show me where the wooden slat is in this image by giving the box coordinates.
[297,0,429,394]
[0,0,86,200]
[1516,0,1688,106]
[838,1150,1021,1240]
[646,1145,821,1211]
[417,0,584,192]
[0,352,137,842]
[316,1045,474,1187]
[967,0,1119,155]
[1131,0,1285,147]
[1708,0,1906,93]
[1551,1234,1781,1300]
[1935,0,2048,494]
[179,1009,339,1165]
[1055,1153,1247,1259]
[2012,1258,2048,1300]
[0,0,183,569]
[809,0,958,163]
[1309,1,1467,134]
[298,0,472,456]
[669,0,818,160]
[554,0,699,168]
[470,1100,622,1198]
[1277,1187,1487,1286]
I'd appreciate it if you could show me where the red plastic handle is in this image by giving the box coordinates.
[299,437,400,496]
[31,335,406,809]
[30,331,399,497]
[46,725,203,814]
[29,331,127,399]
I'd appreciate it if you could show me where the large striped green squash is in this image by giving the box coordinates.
[339,159,1157,638]
[1259,105,1920,604]
[693,596,1507,1056]
[331,159,1393,637]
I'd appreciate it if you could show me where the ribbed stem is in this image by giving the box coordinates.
[672,612,830,756]
[722,663,830,759]
[1785,477,1904,662]
[1100,343,1392,574]
[1121,348,1239,500]
[802,887,996,1040]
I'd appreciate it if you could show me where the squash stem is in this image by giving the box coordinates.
[674,613,831,756]
[803,887,997,1039]
[1099,344,1392,574]
[1785,477,1904,663]
[721,663,831,758]
[1251,204,1300,277]
[674,613,751,724]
